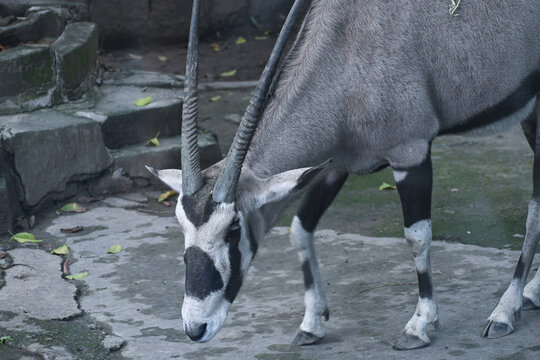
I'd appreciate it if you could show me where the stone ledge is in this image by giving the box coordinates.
[0,45,55,115]
[0,109,113,208]
[111,133,222,186]
[72,85,184,149]
[52,22,98,101]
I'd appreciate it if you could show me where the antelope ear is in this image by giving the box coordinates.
[252,160,330,208]
[146,166,182,193]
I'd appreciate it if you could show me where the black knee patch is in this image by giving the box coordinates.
[417,271,433,299]
[302,260,314,289]
[298,173,348,232]
[513,255,525,281]
[396,157,432,228]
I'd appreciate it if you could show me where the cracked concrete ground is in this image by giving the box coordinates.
[1,86,540,359]
[1,192,540,359]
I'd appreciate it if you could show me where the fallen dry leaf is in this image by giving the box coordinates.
[28,215,35,229]
[63,259,70,274]
[60,226,83,234]
[129,53,143,60]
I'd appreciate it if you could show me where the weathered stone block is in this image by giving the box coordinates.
[111,133,222,185]
[0,45,55,115]
[0,9,65,47]
[52,22,99,101]
[74,85,184,149]
[0,162,11,233]
[0,109,113,208]
[0,0,88,18]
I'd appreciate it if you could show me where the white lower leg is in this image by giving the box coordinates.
[487,280,522,327]
[290,216,328,337]
[524,270,540,306]
[402,220,439,342]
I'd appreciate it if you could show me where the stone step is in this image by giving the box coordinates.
[110,133,222,187]
[65,85,184,149]
[0,109,113,209]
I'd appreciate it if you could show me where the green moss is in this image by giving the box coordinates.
[279,130,532,251]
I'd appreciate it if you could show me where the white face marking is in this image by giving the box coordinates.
[393,170,408,184]
[176,199,256,342]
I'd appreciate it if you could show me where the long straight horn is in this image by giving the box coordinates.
[181,0,203,195]
[212,0,306,203]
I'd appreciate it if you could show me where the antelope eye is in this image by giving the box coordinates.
[226,220,241,243]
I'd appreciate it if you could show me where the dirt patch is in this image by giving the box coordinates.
[100,33,285,82]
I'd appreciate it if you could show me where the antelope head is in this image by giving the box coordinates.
[147,0,318,342]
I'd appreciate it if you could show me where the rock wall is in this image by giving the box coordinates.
[88,0,295,48]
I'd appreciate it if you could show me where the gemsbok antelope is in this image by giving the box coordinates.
[147,0,540,349]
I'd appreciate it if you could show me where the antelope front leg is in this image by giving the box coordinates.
[393,156,439,350]
[289,171,348,346]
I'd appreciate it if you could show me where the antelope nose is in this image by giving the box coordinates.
[186,323,207,342]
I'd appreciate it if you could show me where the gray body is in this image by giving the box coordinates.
[248,0,540,176]
[150,0,540,349]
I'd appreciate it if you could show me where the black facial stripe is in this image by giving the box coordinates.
[297,173,348,233]
[417,271,433,299]
[184,246,224,300]
[182,194,218,228]
[246,220,258,256]
[439,71,540,135]
[302,260,314,289]
[224,236,243,303]
[395,155,432,229]
[513,254,525,281]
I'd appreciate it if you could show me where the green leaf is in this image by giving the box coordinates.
[158,55,168,62]
[51,245,69,255]
[107,245,122,254]
[220,69,237,77]
[10,232,42,243]
[0,336,13,344]
[158,190,178,203]
[236,36,246,45]
[211,43,221,52]
[255,36,268,41]
[250,16,261,29]
[65,272,89,280]
[145,131,160,147]
[379,182,397,191]
[60,203,86,213]
[209,95,222,102]
[135,96,152,107]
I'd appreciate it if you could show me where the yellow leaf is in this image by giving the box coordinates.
[379,182,397,191]
[209,95,222,102]
[236,36,246,45]
[60,203,86,213]
[107,245,122,254]
[158,190,178,202]
[65,272,89,280]
[220,69,237,77]
[145,131,160,147]
[255,36,268,41]
[51,245,69,255]
[211,43,221,52]
[10,232,42,243]
[135,96,152,107]
[158,55,168,62]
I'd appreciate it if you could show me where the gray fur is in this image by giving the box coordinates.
[246,0,540,175]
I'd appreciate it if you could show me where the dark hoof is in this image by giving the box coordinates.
[523,297,540,311]
[291,331,324,346]
[393,334,430,350]
[322,308,330,321]
[482,321,514,339]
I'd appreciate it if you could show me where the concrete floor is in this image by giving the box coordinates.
[1,86,540,359]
